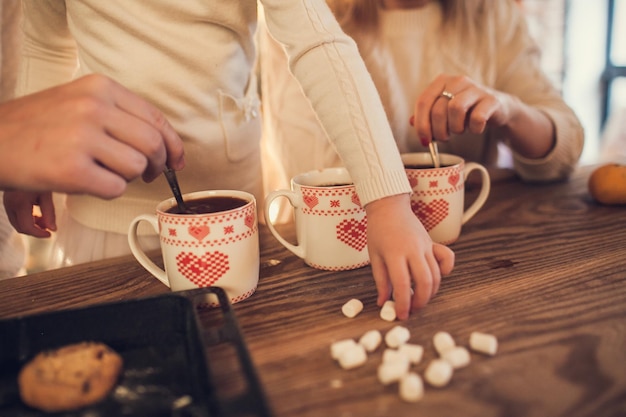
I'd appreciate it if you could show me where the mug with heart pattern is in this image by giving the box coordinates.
[128,190,259,306]
[402,153,490,244]
[264,167,369,271]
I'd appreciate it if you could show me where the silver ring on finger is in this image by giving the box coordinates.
[441,90,455,100]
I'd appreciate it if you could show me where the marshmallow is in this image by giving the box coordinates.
[424,359,453,388]
[382,348,410,366]
[398,343,424,365]
[469,331,498,356]
[330,339,357,360]
[341,298,364,318]
[385,325,410,348]
[433,331,456,355]
[399,373,424,403]
[377,360,410,385]
[338,343,368,370]
[358,330,382,353]
[380,300,397,322]
[441,346,471,369]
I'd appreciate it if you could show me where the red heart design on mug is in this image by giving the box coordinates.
[409,177,418,188]
[245,214,255,229]
[336,218,368,251]
[175,251,230,287]
[188,225,209,241]
[411,199,449,231]
[448,173,460,186]
[303,195,319,209]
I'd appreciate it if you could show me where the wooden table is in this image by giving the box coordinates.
[1,165,625,417]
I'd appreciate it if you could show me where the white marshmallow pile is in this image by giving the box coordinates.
[331,298,499,403]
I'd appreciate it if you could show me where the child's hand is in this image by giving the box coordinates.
[365,194,455,320]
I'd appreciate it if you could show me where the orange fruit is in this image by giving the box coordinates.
[588,163,626,205]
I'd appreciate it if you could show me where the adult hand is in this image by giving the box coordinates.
[411,74,515,144]
[0,74,185,197]
[411,73,555,158]
[365,194,455,320]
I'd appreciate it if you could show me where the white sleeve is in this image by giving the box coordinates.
[260,0,411,206]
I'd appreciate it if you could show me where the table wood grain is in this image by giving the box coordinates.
[1,165,625,417]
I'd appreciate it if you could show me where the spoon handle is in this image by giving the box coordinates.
[163,168,188,212]
[428,140,441,168]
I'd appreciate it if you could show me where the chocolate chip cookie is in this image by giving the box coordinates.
[18,341,123,412]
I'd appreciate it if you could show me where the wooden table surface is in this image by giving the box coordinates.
[1,165,625,417]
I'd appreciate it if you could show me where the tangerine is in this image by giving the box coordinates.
[588,163,626,205]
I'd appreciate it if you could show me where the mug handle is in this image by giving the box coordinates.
[128,214,170,288]
[263,190,306,259]
[461,162,491,225]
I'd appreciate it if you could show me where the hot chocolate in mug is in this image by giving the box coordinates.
[128,190,259,306]
[402,153,490,244]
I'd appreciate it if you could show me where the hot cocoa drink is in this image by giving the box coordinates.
[166,196,248,215]
[404,164,452,170]
[318,182,353,187]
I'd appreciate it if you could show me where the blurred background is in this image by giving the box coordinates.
[520,0,625,164]
[0,0,624,274]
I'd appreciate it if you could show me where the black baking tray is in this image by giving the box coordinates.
[0,287,272,417]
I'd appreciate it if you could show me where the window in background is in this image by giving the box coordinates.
[604,0,626,118]
[519,0,602,163]
[563,0,607,164]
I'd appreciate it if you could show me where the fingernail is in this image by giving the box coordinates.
[409,115,415,126]
[174,156,186,170]
[420,137,430,147]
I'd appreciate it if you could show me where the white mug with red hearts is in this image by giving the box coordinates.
[402,153,490,245]
[264,168,369,271]
[128,190,259,305]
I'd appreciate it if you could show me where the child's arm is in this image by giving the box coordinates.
[263,0,455,316]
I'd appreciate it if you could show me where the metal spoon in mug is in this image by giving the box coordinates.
[428,138,441,168]
[409,114,440,168]
[163,167,190,214]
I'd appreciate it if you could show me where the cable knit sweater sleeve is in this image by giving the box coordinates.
[261,0,411,205]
